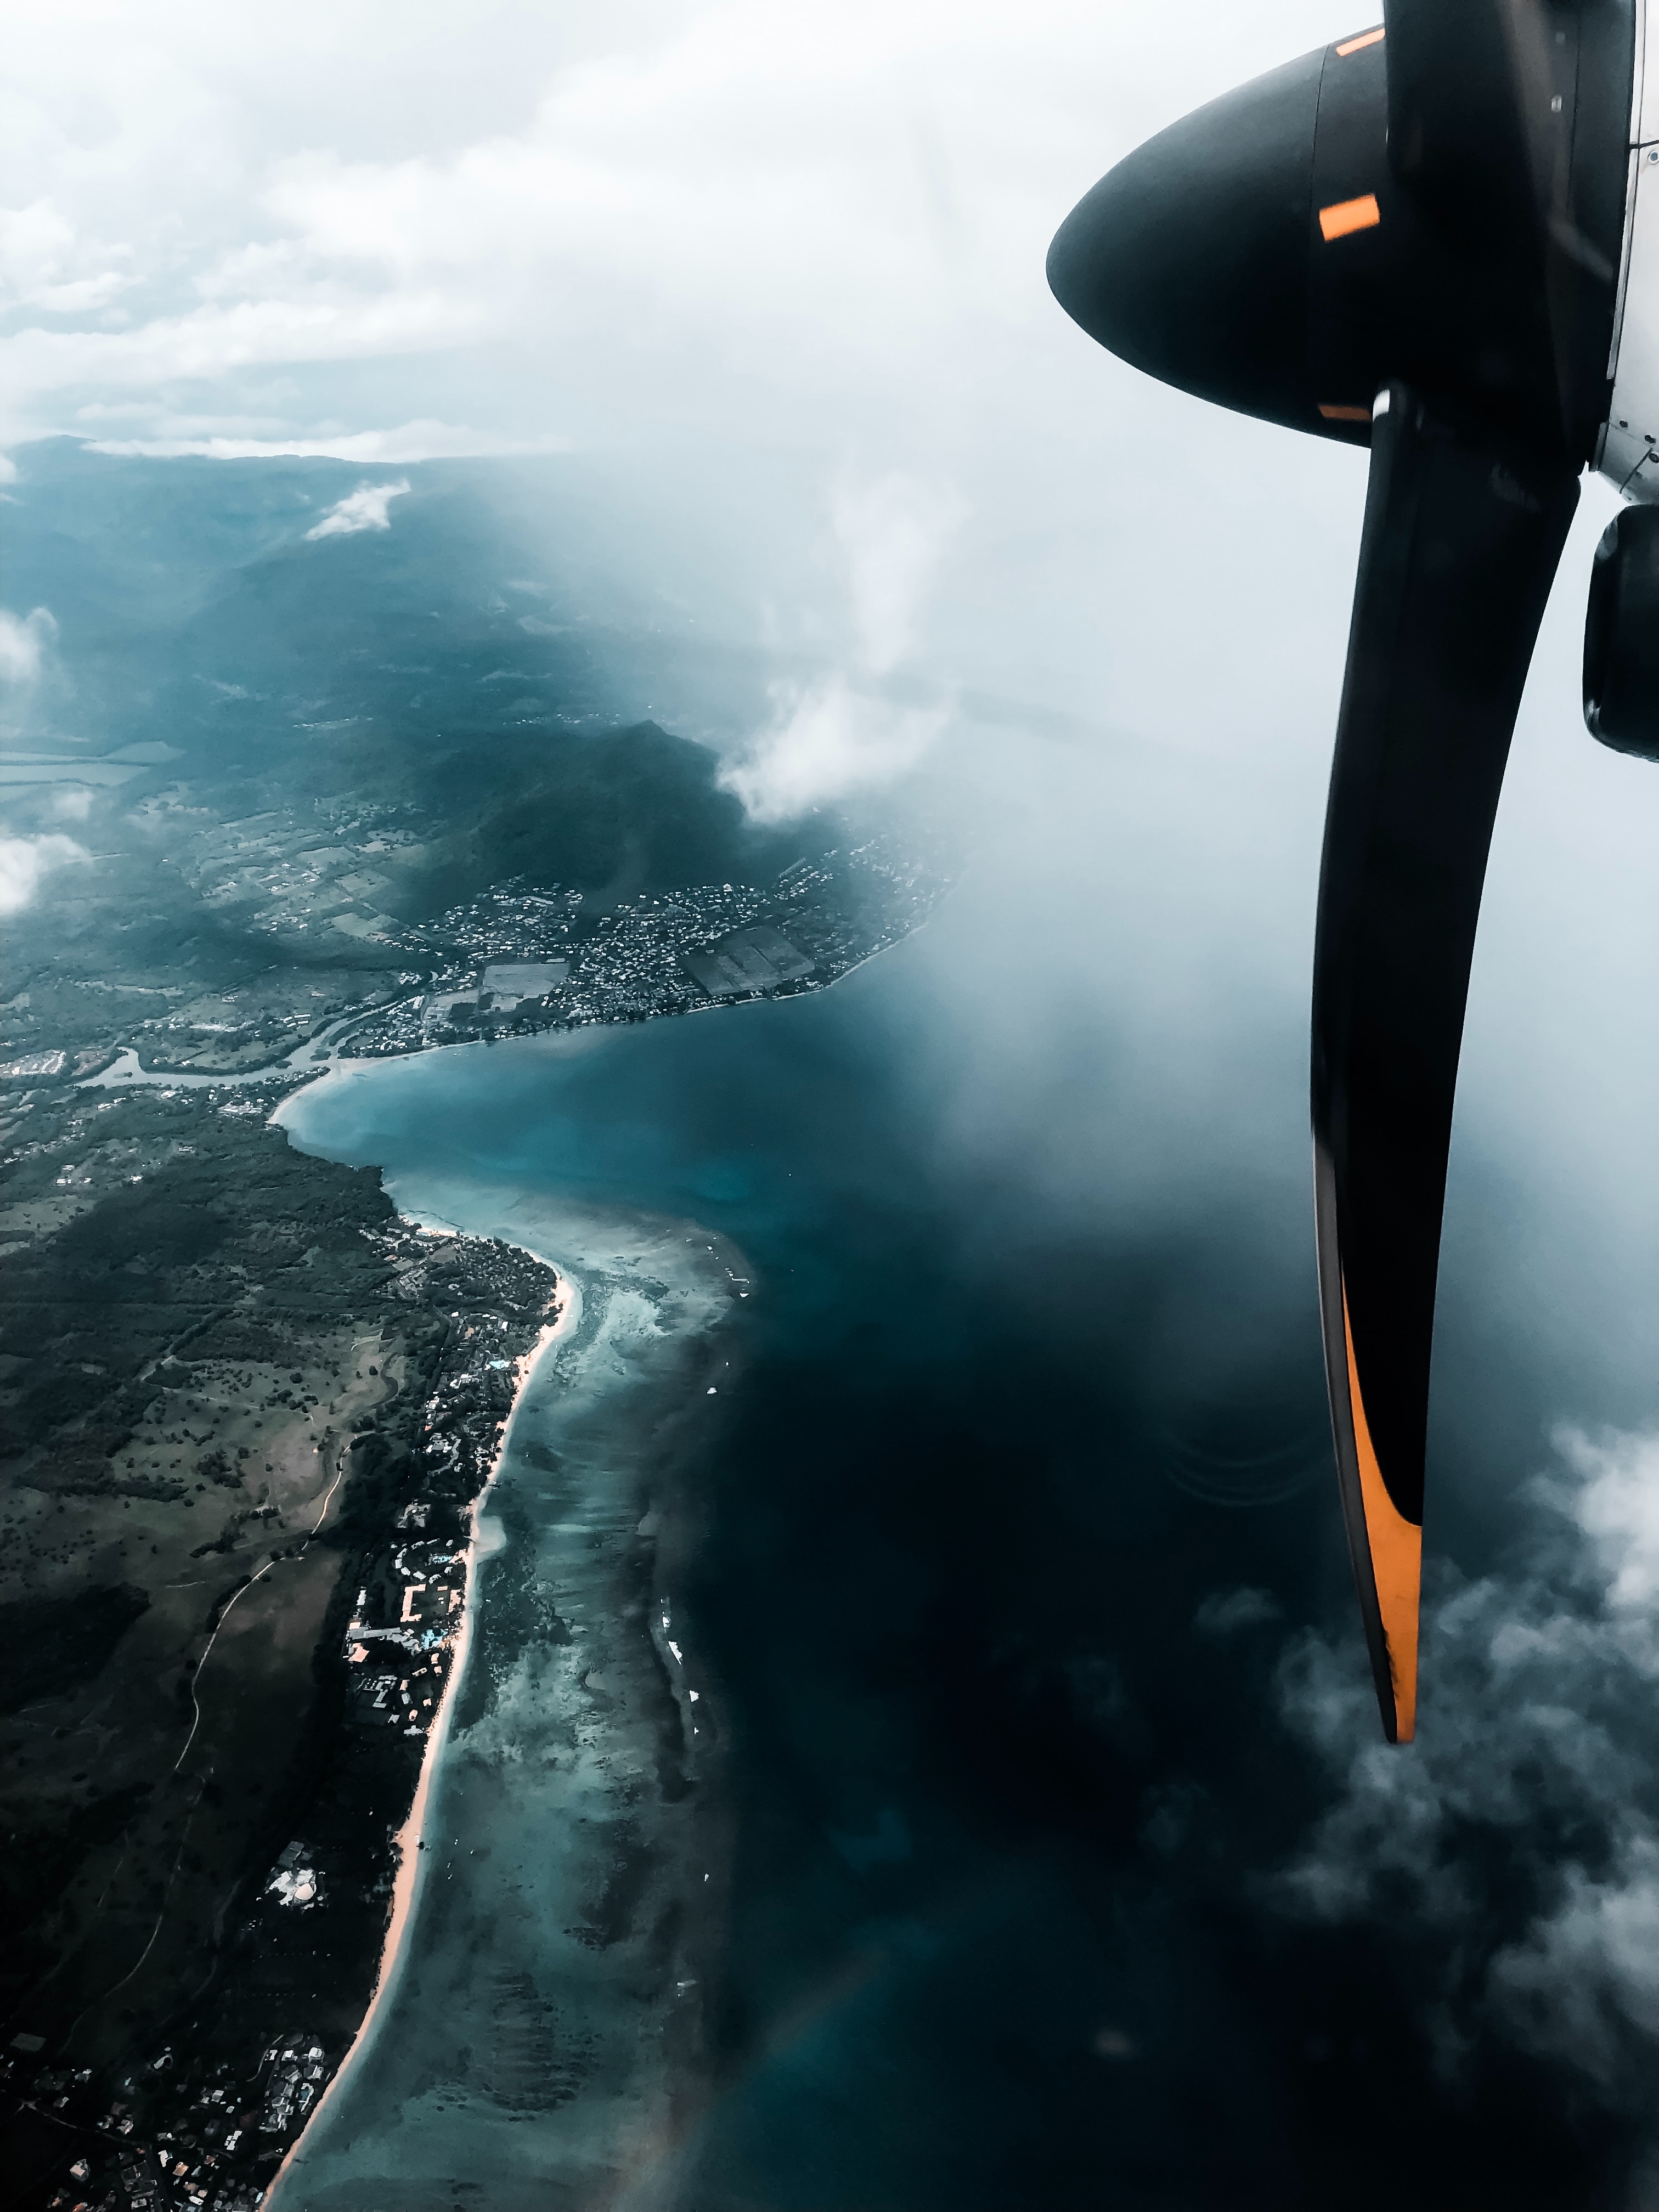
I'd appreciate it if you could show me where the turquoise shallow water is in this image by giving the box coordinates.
[268,1174,739,2212]
[271,974,973,2210]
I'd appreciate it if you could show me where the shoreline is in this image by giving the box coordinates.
[80,951,887,1099]
[264,1250,584,2210]
[235,1131,747,2203]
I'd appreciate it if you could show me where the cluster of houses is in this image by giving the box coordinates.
[12,2030,302,2212]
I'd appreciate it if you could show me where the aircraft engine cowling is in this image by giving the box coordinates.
[1584,503,1659,759]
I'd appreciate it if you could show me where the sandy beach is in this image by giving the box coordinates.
[243,1152,740,2212]
[264,1257,583,2209]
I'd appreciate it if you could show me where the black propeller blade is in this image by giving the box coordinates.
[1314,391,1578,1739]
[1048,5,1637,1738]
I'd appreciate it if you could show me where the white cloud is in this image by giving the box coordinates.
[1558,1426,1659,1612]
[1493,1836,1659,2085]
[0,197,133,313]
[0,831,90,914]
[3,293,474,424]
[0,605,57,684]
[304,477,410,539]
[52,785,94,821]
[1276,1427,1659,2090]
[721,674,950,823]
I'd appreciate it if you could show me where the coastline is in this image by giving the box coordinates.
[81,942,889,1101]
[264,1257,584,2210]
[241,1150,743,2211]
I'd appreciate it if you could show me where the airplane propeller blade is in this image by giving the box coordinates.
[1312,385,1579,1741]
[1046,5,1643,1736]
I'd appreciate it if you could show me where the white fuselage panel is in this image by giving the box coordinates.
[1602,0,1659,498]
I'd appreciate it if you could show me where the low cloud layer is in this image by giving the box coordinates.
[86,421,566,464]
[304,478,410,539]
[1276,1427,1659,2101]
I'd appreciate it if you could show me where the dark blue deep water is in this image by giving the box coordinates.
[285,919,1635,2211]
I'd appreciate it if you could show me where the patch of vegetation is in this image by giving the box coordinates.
[0,1584,150,1716]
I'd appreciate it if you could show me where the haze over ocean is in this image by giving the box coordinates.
[14,0,1659,2199]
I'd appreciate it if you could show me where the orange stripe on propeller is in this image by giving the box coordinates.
[1342,1284,1421,1742]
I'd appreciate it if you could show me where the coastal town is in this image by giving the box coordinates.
[345,842,933,1057]
[3,2037,319,2212]
[0,822,949,1086]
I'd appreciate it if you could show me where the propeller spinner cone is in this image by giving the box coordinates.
[1047,52,1324,435]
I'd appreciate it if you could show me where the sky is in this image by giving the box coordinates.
[13,1,1659,2182]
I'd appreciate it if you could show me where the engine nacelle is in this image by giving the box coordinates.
[1584,503,1659,759]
